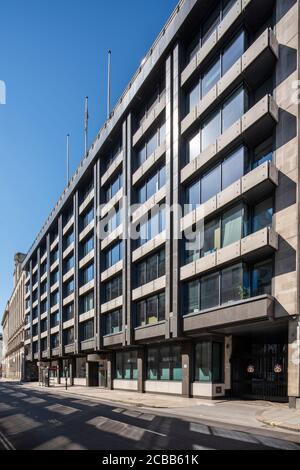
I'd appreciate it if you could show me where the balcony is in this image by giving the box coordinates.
[181,227,278,281]
[81,339,95,352]
[134,321,166,342]
[181,95,278,185]
[132,276,166,301]
[181,0,274,86]
[101,151,123,187]
[64,343,75,355]
[103,332,123,348]
[101,189,123,218]
[132,92,166,148]
[101,261,123,282]
[181,161,278,233]
[79,309,95,323]
[79,188,95,215]
[183,294,274,334]
[63,216,74,236]
[181,28,278,135]
[101,296,123,314]
[132,142,166,186]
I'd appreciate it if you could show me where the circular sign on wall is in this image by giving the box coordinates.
[247,365,255,374]
[274,364,282,374]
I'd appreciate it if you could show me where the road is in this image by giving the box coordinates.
[0,381,299,450]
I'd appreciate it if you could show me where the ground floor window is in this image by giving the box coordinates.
[75,357,87,378]
[147,344,182,381]
[115,351,138,380]
[194,340,223,383]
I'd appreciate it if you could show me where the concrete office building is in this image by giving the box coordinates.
[1,254,26,380]
[22,0,300,406]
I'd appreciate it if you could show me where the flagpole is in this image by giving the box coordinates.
[66,134,70,184]
[107,50,111,119]
[84,96,89,156]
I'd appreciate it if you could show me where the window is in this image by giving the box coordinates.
[222,31,245,74]
[82,236,94,257]
[136,292,165,327]
[104,276,123,302]
[81,264,94,285]
[41,338,47,352]
[50,311,60,328]
[64,327,74,345]
[65,231,74,248]
[115,351,138,380]
[51,291,59,307]
[65,255,74,273]
[105,143,122,171]
[51,269,59,285]
[253,198,273,233]
[104,309,123,335]
[251,259,272,296]
[75,357,87,378]
[136,250,165,287]
[32,325,38,337]
[137,207,165,247]
[81,320,94,341]
[105,241,123,269]
[137,166,166,204]
[252,138,273,169]
[222,88,246,132]
[188,132,201,162]
[195,340,223,382]
[137,122,166,167]
[221,263,244,304]
[80,292,94,314]
[221,205,243,247]
[202,6,220,45]
[147,344,182,381]
[63,304,74,322]
[40,262,47,276]
[202,57,221,97]
[64,279,74,296]
[41,300,47,314]
[201,272,220,310]
[82,206,94,228]
[106,173,122,201]
[81,180,94,202]
[40,282,47,295]
[51,333,59,349]
[51,249,59,264]
[201,164,221,204]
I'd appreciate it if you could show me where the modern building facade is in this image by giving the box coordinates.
[21,0,300,406]
[1,254,26,380]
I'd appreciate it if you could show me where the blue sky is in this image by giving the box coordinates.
[0,0,178,323]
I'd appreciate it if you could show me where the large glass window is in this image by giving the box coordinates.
[80,292,94,314]
[201,164,221,204]
[105,241,123,268]
[195,340,223,382]
[221,205,243,248]
[202,110,221,151]
[222,146,245,190]
[221,263,244,304]
[81,320,94,341]
[115,351,138,380]
[82,236,94,258]
[252,138,273,169]
[51,333,59,349]
[82,206,94,229]
[64,327,74,345]
[137,166,166,204]
[137,122,166,167]
[222,31,245,75]
[136,250,165,287]
[251,259,273,296]
[253,198,273,233]
[104,309,123,335]
[147,344,182,381]
[202,57,221,97]
[137,207,165,247]
[104,275,123,302]
[201,272,220,310]
[63,303,74,322]
[188,132,201,162]
[106,173,122,202]
[64,278,74,296]
[81,264,94,285]
[136,292,165,327]
[222,88,246,131]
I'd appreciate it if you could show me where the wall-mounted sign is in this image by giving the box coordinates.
[274,364,282,374]
[247,365,255,374]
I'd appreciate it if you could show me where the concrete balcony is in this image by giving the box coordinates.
[25,290,31,300]
[63,242,74,260]
[50,303,59,314]
[63,216,75,236]
[50,281,59,294]
[181,161,278,233]
[101,151,123,187]
[132,142,166,186]
[132,231,166,263]
[41,331,47,340]
[50,259,59,273]
[50,236,59,252]
[131,187,166,225]
[40,312,47,321]
[79,250,95,269]
[79,189,95,215]
[101,225,123,251]
[181,0,273,86]
[134,321,165,342]
[103,332,123,348]
[132,93,166,148]
[50,326,59,335]
[32,282,38,292]
[101,296,123,314]
[40,272,47,284]
[63,267,74,283]
[63,319,74,330]
[34,353,39,360]
[181,227,278,281]
[40,292,47,302]
[101,188,123,218]
[42,351,48,359]
[81,339,95,352]
[63,293,74,307]
[181,28,278,136]
[64,344,75,355]
[40,252,48,265]
[132,276,166,301]
[79,309,95,323]
[51,347,60,357]
[101,261,123,282]
[24,338,31,346]
[32,300,38,309]
[32,264,38,275]
[79,279,94,296]
[181,95,278,185]
[183,294,274,334]
[79,220,94,242]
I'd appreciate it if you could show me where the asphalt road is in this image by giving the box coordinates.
[0,382,299,451]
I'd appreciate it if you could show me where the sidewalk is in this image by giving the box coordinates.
[8,379,300,434]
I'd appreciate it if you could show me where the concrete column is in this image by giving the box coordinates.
[137,348,145,393]
[125,115,132,346]
[224,336,232,396]
[288,320,300,408]
[182,342,193,397]
[107,353,113,390]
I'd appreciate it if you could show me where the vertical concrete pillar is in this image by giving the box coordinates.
[107,353,113,390]
[137,348,145,393]
[224,336,232,396]
[182,342,193,397]
[288,320,300,408]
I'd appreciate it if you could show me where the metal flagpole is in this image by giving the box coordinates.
[66,134,70,184]
[84,96,89,156]
[107,50,111,119]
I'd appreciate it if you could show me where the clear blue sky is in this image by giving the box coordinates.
[0,0,178,324]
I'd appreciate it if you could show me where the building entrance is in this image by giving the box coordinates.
[231,335,288,402]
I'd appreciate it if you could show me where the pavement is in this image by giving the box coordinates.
[1,380,300,450]
[6,379,300,434]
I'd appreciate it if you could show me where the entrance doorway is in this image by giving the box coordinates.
[231,336,288,402]
[99,360,107,388]
[87,362,99,387]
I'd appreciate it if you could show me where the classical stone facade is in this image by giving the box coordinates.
[16,0,300,407]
